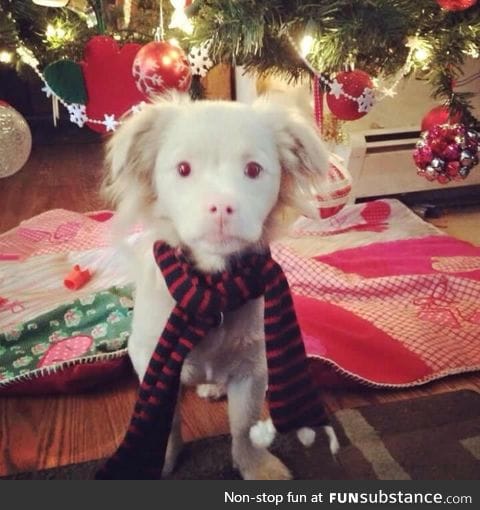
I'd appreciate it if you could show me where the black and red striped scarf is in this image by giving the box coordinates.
[96,241,328,479]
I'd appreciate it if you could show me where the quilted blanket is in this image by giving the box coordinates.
[275,200,480,387]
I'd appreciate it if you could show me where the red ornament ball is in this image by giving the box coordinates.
[326,70,374,121]
[421,105,462,132]
[436,0,477,11]
[132,41,192,96]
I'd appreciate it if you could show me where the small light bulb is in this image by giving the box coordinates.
[414,47,430,62]
[0,50,13,64]
[464,43,479,59]
[46,24,55,38]
[169,38,180,47]
[300,35,314,57]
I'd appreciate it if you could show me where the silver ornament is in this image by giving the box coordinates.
[459,166,471,178]
[466,129,479,142]
[460,150,474,168]
[0,105,32,178]
[431,157,445,171]
[425,165,436,179]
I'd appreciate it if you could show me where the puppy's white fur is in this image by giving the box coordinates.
[104,93,329,479]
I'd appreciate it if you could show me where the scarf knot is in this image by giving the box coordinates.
[154,241,266,320]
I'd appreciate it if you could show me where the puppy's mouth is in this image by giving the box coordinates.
[193,229,253,256]
[199,235,247,255]
[203,232,245,244]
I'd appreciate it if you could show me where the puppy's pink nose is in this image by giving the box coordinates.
[209,204,234,215]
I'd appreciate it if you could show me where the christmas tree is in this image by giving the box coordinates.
[0,0,479,127]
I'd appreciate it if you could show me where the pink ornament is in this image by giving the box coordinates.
[132,41,192,96]
[413,146,433,168]
[442,144,460,161]
[446,161,460,176]
[437,174,450,184]
[429,138,447,154]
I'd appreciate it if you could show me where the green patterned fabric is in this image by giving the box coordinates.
[0,285,134,385]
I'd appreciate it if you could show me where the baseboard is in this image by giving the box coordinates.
[356,184,480,209]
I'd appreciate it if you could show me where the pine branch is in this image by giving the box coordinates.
[191,0,480,124]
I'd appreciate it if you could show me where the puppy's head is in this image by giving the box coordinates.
[105,94,329,270]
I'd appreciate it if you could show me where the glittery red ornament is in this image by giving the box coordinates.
[326,70,374,121]
[132,41,192,97]
[436,0,477,11]
[413,124,479,184]
[421,106,462,132]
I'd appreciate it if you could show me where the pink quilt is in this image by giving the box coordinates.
[273,200,480,387]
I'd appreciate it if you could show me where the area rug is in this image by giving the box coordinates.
[5,390,480,480]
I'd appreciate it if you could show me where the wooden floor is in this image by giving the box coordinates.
[1,141,480,476]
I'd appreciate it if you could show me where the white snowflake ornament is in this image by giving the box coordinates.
[67,103,87,128]
[188,42,214,78]
[328,78,344,99]
[41,84,54,98]
[356,87,376,113]
[103,114,119,132]
[130,102,145,115]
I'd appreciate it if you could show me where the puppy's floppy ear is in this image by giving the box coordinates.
[255,99,330,218]
[103,94,187,224]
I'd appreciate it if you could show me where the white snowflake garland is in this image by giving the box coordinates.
[356,87,376,113]
[18,42,214,131]
[188,41,214,78]
[67,103,87,127]
[287,32,417,115]
[20,52,146,132]
[103,114,119,132]
[41,83,54,98]
[328,78,344,99]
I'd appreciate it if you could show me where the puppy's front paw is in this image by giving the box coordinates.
[196,383,227,401]
[240,451,292,481]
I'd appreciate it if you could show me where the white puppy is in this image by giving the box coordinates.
[104,93,329,479]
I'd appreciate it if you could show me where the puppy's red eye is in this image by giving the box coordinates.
[177,161,191,177]
[245,162,263,179]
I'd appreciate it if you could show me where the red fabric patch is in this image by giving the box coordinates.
[315,236,480,279]
[85,211,114,222]
[360,200,391,223]
[294,295,433,385]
